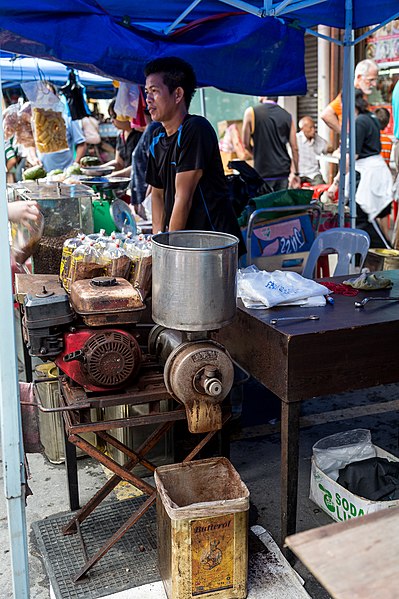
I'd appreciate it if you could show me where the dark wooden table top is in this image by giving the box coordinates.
[216,270,399,402]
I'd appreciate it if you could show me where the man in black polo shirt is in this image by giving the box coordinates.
[242,96,300,193]
[144,56,245,255]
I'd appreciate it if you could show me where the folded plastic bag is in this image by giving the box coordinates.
[237,266,329,309]
[343,272,393,290]
[313,429,377,481]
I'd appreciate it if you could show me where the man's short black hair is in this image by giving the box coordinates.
[144,56,197,110]
[375,107,390,130]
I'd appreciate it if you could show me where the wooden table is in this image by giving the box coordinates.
[285,506,399,599]
[215,270,399,544]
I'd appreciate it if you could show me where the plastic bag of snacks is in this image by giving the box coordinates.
[15,102,36,148]
[126,235,152,300]
[11,210,45,265]
[101,240,131,279]
[68,241,104,290]
[60,233,86,291]
[22,81,68,154]
[114,82,140,119]
[3,104,19,140]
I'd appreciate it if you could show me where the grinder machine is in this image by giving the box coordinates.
[22,230,239,434]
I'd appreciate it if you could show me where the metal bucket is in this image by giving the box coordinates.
[152,230,238,331]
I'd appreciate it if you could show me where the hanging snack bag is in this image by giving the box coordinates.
[3,104,19,140]
[22,81,68,154]
[114,83,140,119]
[15,102,36,148]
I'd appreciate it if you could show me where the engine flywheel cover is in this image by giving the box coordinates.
[83,330,141,387]
[163,340,234,404]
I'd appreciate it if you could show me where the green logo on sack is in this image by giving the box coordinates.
[319,484,335,513]
[318,484,365,520]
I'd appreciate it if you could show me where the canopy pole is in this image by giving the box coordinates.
[0,80,30,598]
[337,0,354,227]
[348,37,356,228]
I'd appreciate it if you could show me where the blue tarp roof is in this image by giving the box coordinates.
[0,52,114,98]
[0,2,307,96]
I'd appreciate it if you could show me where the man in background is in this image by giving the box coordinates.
[321,59,379,136]
[242,96,300,193]
[296,115,330,185]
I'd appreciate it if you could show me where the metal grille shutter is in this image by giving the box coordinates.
[297,34,318,124]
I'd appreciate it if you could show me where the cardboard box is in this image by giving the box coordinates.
[310,445,399,523]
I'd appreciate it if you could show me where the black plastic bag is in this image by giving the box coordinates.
[59,70,91,120]
[337,457,399,501]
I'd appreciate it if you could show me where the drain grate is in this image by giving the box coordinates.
[32,496,160,599]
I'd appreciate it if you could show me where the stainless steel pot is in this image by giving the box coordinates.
[152,230,238,331]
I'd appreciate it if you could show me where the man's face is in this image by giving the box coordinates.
[145,73,177,123]
[356,66,378,95]
[301,119,315,140]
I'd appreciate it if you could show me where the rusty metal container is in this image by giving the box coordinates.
[364,248,399,272]
[34,362,96,463]
[70,276,145,326]
[152,231,238,331]
[155,457,249,599]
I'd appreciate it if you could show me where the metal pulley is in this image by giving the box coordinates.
[164,339,234,434]
[163,339,234,403]
[148,326,234,433]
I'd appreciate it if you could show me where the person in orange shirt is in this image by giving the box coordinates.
[321,59,379,136]
[375,107,393,167]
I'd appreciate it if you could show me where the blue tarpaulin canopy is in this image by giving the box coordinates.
[0,3,307,96]
[0,52,114,98]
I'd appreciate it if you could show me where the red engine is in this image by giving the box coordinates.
[56,328,142,392]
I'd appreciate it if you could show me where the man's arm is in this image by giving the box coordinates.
[288,120,301,188]
[169,169,203,231]
[75,142,87,164]
[321,105,341,136]
[242,107,254,156]
[151,186,166,234]
[289,120,299,173]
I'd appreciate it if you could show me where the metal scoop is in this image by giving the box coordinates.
[354,297,399,309]
[270,315,319,325]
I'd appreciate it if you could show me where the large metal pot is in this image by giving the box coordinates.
[152,230,238,331]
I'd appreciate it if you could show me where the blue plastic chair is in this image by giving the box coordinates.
[302,227,370,279]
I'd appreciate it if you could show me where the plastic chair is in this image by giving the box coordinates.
[245,203,321,271]
[302,227,370,279]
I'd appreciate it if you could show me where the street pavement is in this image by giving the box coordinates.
[1,378,399,598]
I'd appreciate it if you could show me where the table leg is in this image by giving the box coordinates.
[64,427,79,511]
[280,400,301,545]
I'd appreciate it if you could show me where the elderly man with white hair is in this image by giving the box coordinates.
[296,115,329,185]
[321,59,379,136]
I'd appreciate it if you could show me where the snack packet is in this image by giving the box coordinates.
[22,81,68,154]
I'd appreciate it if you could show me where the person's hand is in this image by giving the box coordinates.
[288,173,301,189]
[8,201,40,224]
[327,181,338,201]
